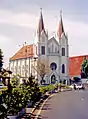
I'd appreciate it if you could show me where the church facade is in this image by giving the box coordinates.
[9,10,69,84]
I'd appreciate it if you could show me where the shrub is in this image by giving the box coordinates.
[39,84,56,94]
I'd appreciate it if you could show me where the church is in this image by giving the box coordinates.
[9,9,69,84]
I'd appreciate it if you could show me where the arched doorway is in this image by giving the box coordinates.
[51,75,56,84]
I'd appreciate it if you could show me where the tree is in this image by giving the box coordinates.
[81,57,88,78]
[35,59,51,84]
[0,49,3,72]
[11,74,20,88]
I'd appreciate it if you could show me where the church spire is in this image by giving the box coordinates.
[57,10,64,38]
[38,8,45,36]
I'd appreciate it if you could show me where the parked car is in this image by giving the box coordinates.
[69,83,85,90]
[76,83,85,90]
[0,84,7,89]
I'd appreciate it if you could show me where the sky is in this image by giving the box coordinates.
[0,0,88,67]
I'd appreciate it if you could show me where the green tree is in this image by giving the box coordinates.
[26,76,41,103]
[81,57,88,78]
[11,74,20,88]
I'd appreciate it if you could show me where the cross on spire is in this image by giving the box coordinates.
[60,10,62,17]
[40,8,42,12]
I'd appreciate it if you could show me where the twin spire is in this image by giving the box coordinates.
[38,8,45,36]
[38,9,64,38]
[57,10,64,38]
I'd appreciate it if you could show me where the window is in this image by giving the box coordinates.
[55,47,57,53]
[26,65,28,73]
[41,46,45,55]
[22,65,24,76]
[15,66,17,74]
[52,44,54,52]
[48,47,50,53]
[18,66,21,74]
[62,64,65,73]
[62,48,65,56]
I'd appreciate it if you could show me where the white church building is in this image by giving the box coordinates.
[9,10,69,84]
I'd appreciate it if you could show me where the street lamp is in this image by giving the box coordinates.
[34,57,37,79]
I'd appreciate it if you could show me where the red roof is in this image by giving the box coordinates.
[10,44,34,61]
[69,55,88,77]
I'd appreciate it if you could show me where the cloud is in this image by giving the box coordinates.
[63,19,88,56]
[0,9,38,29]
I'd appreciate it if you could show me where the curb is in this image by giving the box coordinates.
[34,93,55,119]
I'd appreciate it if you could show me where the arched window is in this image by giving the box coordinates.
[62,48,65,56]
[62,64,65,73]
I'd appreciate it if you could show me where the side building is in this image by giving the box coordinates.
[9,44,38,83]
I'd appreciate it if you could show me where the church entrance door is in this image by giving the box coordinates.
[51,75,56,84]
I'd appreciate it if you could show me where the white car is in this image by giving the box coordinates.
[76,84,85,90]
[0,84,7,89]
[69,83,85,90]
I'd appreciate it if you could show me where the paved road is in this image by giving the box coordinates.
[39,90,88,119]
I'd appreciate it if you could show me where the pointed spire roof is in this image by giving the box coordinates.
[38,8,45,35]
[57,10,64,38]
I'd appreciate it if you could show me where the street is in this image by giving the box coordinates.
[39,90,88,119]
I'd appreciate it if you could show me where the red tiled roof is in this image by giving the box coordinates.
[69,55,88,78]
[10,44,34,61]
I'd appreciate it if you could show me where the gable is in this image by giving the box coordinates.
[47,37,59,54]
[48,37,59,46]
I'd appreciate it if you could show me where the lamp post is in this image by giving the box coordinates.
[34,57,37,79]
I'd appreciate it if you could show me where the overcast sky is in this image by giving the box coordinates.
[0,0,88,67]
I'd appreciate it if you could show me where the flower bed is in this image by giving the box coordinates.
[58,83,72,89]
[39,84,57,94]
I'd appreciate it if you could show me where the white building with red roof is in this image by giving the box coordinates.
[9,9,69,84]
